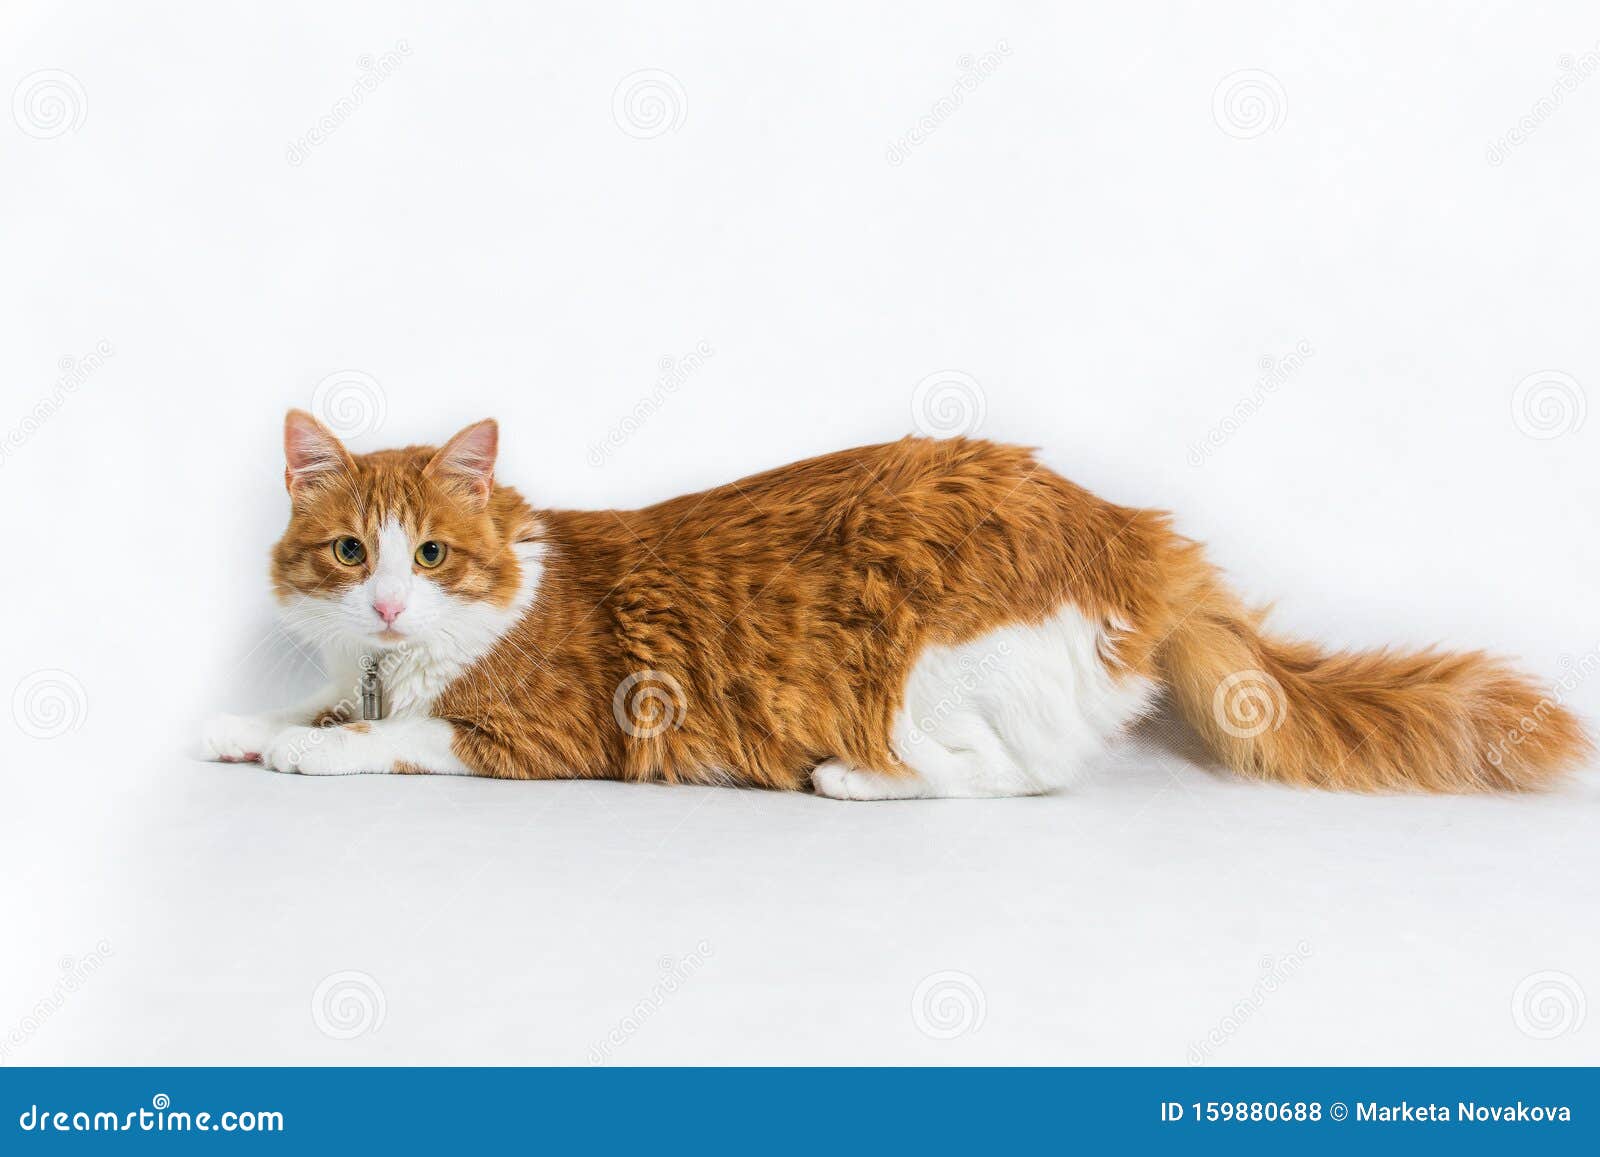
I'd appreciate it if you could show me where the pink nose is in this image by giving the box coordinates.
[373,599,405,626]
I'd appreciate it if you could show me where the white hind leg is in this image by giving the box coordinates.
[895,713,1040,797]
[809,725,1037,800]
[883,605,1158,800]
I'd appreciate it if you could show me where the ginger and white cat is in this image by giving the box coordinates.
[200,411,1590,797]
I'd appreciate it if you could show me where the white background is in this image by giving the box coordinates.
[2,2,1597,1064]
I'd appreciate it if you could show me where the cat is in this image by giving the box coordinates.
[200,410,1591,797]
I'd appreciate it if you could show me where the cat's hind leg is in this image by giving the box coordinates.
[892,713,1042,798]
[808,730,1033,800]
[869,606,1159,799]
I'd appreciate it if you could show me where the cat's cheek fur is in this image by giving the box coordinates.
[260,718,471,776]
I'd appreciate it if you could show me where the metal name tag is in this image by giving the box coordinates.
[359,655,384,721]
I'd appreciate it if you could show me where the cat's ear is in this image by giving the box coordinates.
[283,409,354,496]
[425,419,498,509]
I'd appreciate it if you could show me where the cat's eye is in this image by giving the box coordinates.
[332,536,366,566]
[415,540,447,569]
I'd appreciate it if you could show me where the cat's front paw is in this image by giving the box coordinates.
[261,724,367,776]
[200,714,277,763]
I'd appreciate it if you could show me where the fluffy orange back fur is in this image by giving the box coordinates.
[273,419,1591,793]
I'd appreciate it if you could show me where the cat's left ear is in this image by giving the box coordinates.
[425,419,498,509]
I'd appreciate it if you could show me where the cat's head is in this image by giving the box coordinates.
[270,410,538,653]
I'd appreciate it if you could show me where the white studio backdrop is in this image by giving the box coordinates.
[2,2,1597,1065]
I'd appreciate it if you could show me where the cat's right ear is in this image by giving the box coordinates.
[283,409,354,496]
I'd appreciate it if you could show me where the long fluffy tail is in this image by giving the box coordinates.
[1158,573,1591,792]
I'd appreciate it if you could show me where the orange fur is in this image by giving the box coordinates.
[272,420,1591,793]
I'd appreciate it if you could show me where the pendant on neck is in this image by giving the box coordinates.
[359,655,384,721]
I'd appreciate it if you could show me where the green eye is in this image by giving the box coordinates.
[415,540,447,569]
[332,536,366,566]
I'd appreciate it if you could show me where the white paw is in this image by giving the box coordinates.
[200,713,278,763]
[261,724,366,776]
[810,758,925,801]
